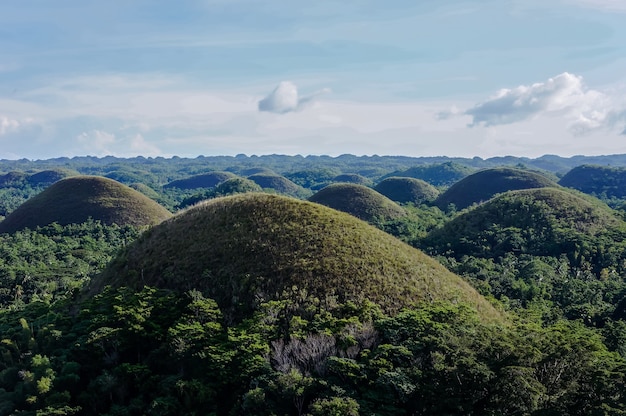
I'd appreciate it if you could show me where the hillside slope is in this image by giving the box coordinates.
[0,176,172,233]
[93,193,501,322]
[309,183,406,222]
[425,187,626,263]
[559,165,626,199]
[434,167,557,210]
[375,176,440,204]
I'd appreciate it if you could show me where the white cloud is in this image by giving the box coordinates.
[258,81,330,114]
[128,134,160,157]
[0,116,21,135]
[76,130,116,156]
[463,72,626,136]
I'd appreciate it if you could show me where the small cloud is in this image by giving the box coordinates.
[0,116,21,135]
[77,130,116,156]
[258,81,330,114]
[128,133,160,156]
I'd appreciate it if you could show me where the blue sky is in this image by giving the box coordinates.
[1,0,626,159]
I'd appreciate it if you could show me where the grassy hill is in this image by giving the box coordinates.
[382,162,475,187]
[434,167,557,210]
[164,171,238,189]
[92,193,501,322]
[0,176,172,233]
[309,183,406,223]
[331,173,372,186]
[27,168,78,186]
[247,173,309,197]
[559,164,626,199]
[374,176,440,204]
[0,171,28,188]
[425,187,626,262]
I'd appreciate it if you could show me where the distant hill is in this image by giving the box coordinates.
[434,167,557,210]
[164,171,238,189]
[27,168,78,187]
[559,165,626,199]
[425,187,626,263]
[382,162,475,187]
[0,171,28,188]
[91,193,501,322]
[247,173,309,197]
[331,173,372,186]
[241,167,277,176]
[104,168,158,185]
[0,176,172,234]
[309,183,406,222]
[374,177,440,204]
[177,177,264,209]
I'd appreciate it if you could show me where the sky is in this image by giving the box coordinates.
[1,0,626,160]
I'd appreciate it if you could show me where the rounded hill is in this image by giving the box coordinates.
[0,176,172,234]
[27,168,78,187]
[247,174,308,197]
[382,162,474,187]
[92,193,500,322]
[309,183,406,222]
[425,187,626,261]
[331,173,372,186]
[0,171,28,188]
[559,165,626,199]
[374,177,440,204]
[164,171,238,190]
[434,167,557,210]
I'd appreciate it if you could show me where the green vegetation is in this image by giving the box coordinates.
[374,177,439,204]
[0,176,172,234]
[309,183,406,223]
[0,220,140,309]
[434,167,557,211]
[3,155,626,414]
[423,187,626,322]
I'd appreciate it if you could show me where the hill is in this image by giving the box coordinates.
[27,168,78,187]
[382,161,475,187]
[164,171,238,189]
[0,171,28,187]
[559,165,626,199]
[425,187,626,263]
[331,173,372,186]
[92,193,501,322]
[0,176,172,233]
[434,167,557,210]
[247,173,309,197]
[309,183,406,222]
[374,176,440,204]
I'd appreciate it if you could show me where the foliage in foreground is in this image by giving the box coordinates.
[2,287,625,416]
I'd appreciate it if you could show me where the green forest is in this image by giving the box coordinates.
[3,154,626,415]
